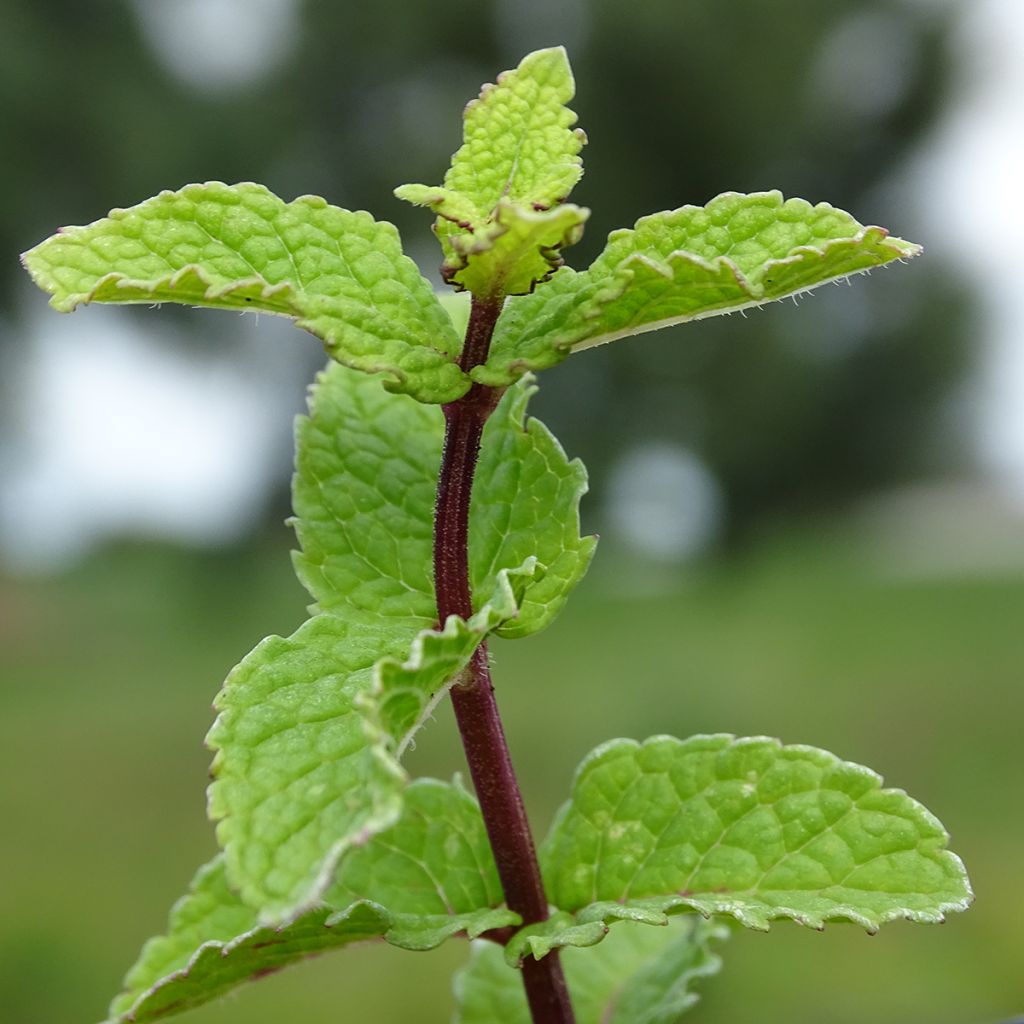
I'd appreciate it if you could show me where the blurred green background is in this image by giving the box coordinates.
[2,2,1022,1022]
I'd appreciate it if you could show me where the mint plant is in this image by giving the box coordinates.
[22,47,971,1024]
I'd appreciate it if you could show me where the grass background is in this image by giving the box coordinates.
[2,527,1020,1023]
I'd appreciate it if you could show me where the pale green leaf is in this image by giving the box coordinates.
[22,181,468,404]
[396,47,587,299]
[292,362,593,639]
[473,376,596,639]
[372,559,540,756]
[444,201,589,298]
[291,363,440,623]
[106,857,390,1024]
[397,47,583,227]
[327,778,510,934]
[474,192,921,386]
[393,185,482,231]
[446,47,584,212]
[206,612,410,920]
[454,919,724,1024]
[542,735,971,932]
[205,565,538,922]
[109,783,517,1023]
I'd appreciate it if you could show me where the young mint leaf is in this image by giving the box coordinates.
[542,735,971,933]
[396,46,584,230]
[474,191,921,386]
[106,857,390,1024]
[443,201,589,299]
[445,46,584,211]
[110,782,516,1022]
[292,362,593,639]
[474,376,596,639]
[455,919,724,1024]
[396,47,587,299]
[206,612,410,921]
[21,181,469,404]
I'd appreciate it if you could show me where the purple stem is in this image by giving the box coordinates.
[433,296,575,1024]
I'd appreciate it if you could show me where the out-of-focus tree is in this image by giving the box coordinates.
[2,0,973,538]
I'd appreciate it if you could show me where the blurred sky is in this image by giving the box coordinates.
[2,0,1023,571]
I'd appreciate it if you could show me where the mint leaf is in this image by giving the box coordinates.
[542,735,971,932]
[396,46,584,227]
[292,363,592,640]
[475,192,921,386]
[206,563,536,922]
[443,201,589,298]
[110,783,517,1022]
[474,375,596,639]
[291,362,440,622]
[206,612,409,920]
[373,560,540,757]
[505,902,684,965]
[455,919,724,1024]
[445,46,584,211]
[328,778,508,929]
[396,47,587,298]
[21,181,468,404]
[107,857,390,1024]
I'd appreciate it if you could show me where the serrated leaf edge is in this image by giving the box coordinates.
[22,181,471,403]
[370,557,542,759]
[205,626,409,925]
[546,734,973,935]
[569,225,918,355]
[106,897,520,1024]
[443,201,590,297]
[104,899,389,1024]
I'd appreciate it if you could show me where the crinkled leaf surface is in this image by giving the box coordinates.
[106,858,390,1024]
[455,919,723,1024]
[442,46,584,213]
[542,735,971,932]
[22,181,468,404]
[475,192,921,386]
[206,571,531,922]
[372,559,540,757]
[292,362,593,639]
[444,201,589,298]
[396,46,583,232]
[396,47,586,298]
[328,778,506,924]
[473,377,596,638]
[291,363,441,623]
[206,612,410,920]
[110,783,515,1023]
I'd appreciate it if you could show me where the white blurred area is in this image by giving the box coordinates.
[606,444,723,564]
[0,309,314,572]
[910,0,1024,503]
[131,0,300,93]
[2,0,1023,574]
